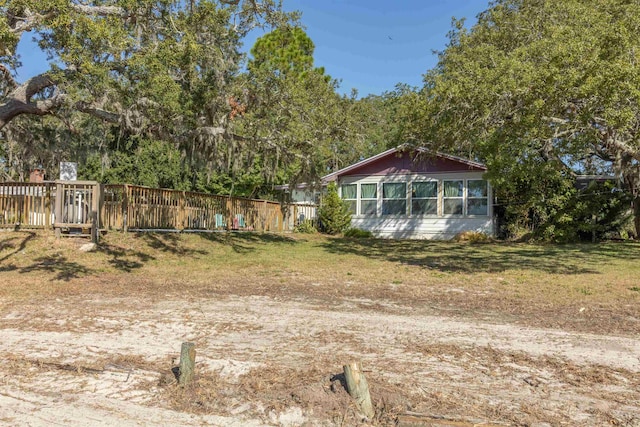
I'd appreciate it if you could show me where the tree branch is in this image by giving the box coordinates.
[75,101,120,123]
[0,73,58,128]
[7,10,55,37]
[0,64,17,91]
[69,3,127,17]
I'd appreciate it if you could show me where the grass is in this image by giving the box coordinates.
[1,230,639,334]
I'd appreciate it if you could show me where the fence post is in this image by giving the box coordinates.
[179,191,186,230]
[45,183,52,229]
[91,183,101,243]
[262,200,268,232]
[226,197,232,231]
[123,184,129,232]
[54,181,63,238]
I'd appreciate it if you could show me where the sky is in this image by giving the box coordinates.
[15,0,491,97]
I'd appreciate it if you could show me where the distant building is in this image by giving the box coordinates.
[29,168,46,183]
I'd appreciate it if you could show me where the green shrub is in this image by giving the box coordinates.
[317,182,352,235]
[294,220,317,234]
[343,228,374,238]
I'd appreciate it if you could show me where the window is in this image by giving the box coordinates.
[360,183,377,215]
[341,184,357,214]
[467,180,488,215]
[411,181,438,215]
[443,180,463,214]
[382,182,406,215]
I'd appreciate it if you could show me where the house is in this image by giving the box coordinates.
[323,146,494,239]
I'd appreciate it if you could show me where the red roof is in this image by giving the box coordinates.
[322,146,486,182]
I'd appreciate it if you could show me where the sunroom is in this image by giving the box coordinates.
[323,147,494,239]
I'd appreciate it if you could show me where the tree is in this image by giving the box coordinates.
[248,26,316,78]
[317,182,351,235]
[413,0,640,237]
[244,26,371,188]
[0,0,298,183]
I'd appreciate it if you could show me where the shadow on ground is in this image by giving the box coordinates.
[320,238,640,275]
[0,231,36,263]
[0,230,304,281]
[98,242,156,273]
[195,231,300,254]
[17,254,93,280]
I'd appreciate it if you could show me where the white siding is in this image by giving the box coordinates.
[350,216,494,240]
[339,172,494,240]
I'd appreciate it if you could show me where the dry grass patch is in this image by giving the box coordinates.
[1,231,640,335]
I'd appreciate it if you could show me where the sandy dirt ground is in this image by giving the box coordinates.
[1,291,639,426]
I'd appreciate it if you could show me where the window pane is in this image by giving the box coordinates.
[382,200,406,215]
[412,199,437,215]
[383,183,406,199]
[341,184,356,199]
[467,199,488,215]
[468,180,488,198]
[444,180,463,197]
[361,200,377,215]
[361,183,377,199]
[443,199,463,215]
[346,200,357,214]
[412,182,437,198]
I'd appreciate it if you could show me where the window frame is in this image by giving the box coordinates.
[410,180,438,216]
[442,179,464,215]
[381,181,407,216]
[359,183,378,216]
[340,183,357,215]
[466,179,489,216]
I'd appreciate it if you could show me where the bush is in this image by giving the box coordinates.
[294,220,317,234]
[453,231,491,243]
[317,182,352,235]
[343,228,374,238]
[542,181,632,243]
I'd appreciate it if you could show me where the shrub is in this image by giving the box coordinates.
[317,182,352,235]
[294,220,317,234]
[343,228,374,238]
[453,231,491,243]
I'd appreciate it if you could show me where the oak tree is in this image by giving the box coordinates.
[416,0,640,237]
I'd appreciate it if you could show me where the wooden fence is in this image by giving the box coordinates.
[0,182,55,228]
[0,181,316,236]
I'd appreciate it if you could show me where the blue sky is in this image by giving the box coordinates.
[16,0,490,97]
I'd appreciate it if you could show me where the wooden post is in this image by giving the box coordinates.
[263,199,268,232]
[54,181,63,238]
[123,184,129,232]
[226,197,233,231]
[45,183,52,229]
[179,191,186,230]
[179,342,196,386]
[91,183,101,243]
[343,361,374,419]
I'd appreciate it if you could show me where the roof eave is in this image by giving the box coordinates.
[321,146,486,182]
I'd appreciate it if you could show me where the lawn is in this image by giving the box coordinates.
[2,230,638,334]
[0,230,639,426]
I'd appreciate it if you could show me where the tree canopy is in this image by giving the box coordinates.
[0,0,299,189]
[0,2,391,198]
[408,0,640,238]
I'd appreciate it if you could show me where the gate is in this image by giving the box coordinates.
[53,181,101,241]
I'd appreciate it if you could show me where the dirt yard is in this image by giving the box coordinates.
[0,231,639,426]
